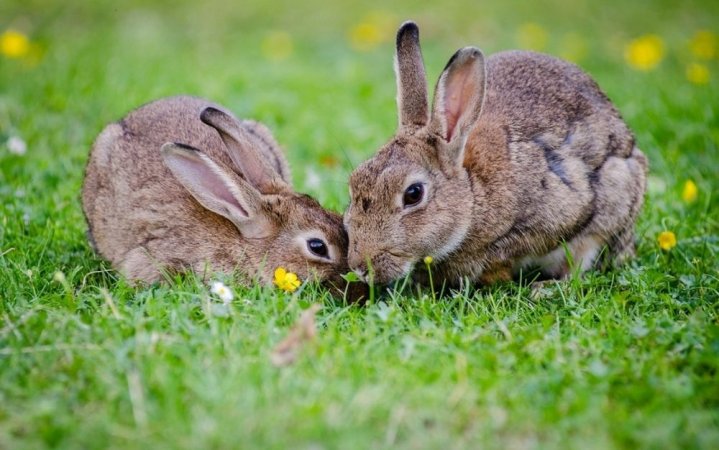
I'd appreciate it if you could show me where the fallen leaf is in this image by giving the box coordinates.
[270,304,321,367]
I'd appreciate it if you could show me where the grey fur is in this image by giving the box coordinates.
[345,23,648,286]
[82,96,353,290]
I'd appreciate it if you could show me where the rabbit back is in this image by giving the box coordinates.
[82,96,289,281]
[460,51,647,278]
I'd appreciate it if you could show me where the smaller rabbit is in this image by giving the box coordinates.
[82,96,358,296]
[344,22,648,286]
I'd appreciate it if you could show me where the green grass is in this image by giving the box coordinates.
[1,0,718,448]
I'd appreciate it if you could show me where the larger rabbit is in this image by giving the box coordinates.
[83,96,356,295]
[345,22,647,286]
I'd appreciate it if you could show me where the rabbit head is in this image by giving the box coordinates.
[162,107,359,296]
[345,22,487,284]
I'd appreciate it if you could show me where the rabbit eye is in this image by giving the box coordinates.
[307,238,329,258]
[403,183,424,207]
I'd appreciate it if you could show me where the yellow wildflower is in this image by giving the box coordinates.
[624,35,664,71]
[348,23,382,52]
[423,256,433,265]
[1,29,30,59]
[686,63,710,85]
[348,11,393,52]
[657,231,677,251]
[689,30,716,60]
[682,180,698,203]
[261,31,293,61]
[517,23,548,51]
[274,267,301,293]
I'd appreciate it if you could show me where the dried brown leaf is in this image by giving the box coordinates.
[270,304,321,367]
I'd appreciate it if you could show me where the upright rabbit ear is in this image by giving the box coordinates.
[429,47,487,163]
[395,21,429,131]
[161,143,271,239]
[200,107,288,194]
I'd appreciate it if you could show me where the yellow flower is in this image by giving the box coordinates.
[686,63,710,85]
[261,31,293,61]
[1,29,30,59]
[348,23,382,52]
[624,34,664,71]
[274,267,301,293]
[347,11,394,52]
[657,231,677,251]
[423,256,433,265]
[689,30,716,60]
[517,23,548,51]
[682,180,698,203]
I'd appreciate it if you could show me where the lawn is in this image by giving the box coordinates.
[1,0,718,448]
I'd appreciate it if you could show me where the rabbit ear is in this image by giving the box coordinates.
[200,107,288,194]
[429,47,487,161]
[395,21,429,131]
[161,143,271,239]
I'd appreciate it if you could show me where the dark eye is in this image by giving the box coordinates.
[307,238,329,258]
[403,183,424,207]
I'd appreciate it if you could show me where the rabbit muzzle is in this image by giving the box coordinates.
[348,245,414,286]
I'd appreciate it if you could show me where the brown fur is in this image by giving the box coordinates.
[345,22,648,286]
[83,96,359,296]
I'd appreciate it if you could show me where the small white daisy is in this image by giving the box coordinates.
[210,281,234,303]
[7,136,27,155]
[304,167,321,189]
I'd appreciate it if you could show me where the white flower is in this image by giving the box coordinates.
[7,136,27,155]
[304,167,321,189]
[210,281,234,303]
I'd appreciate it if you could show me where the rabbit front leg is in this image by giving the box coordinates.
[118,247,165,284]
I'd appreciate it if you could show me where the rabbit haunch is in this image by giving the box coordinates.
[345,22,647,286]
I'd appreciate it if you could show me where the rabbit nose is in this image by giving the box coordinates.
[348,252,368,281]
[353,267,368,283]
[350,259,368,281]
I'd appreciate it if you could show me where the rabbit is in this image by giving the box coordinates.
[344,22,648,287]
[82,95,361,297]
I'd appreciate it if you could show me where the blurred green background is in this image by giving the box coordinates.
[1,0,717,210]
[1,1,718,449]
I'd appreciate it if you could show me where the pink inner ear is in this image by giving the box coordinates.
[173,154,248,217]
[443,61,481,141]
